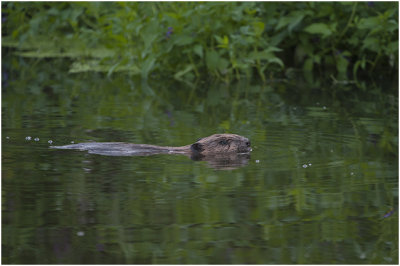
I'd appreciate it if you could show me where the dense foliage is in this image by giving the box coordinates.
[2,2,398,82]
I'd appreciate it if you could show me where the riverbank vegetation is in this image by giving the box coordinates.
[2,2,398,83]
[2,4,398,263]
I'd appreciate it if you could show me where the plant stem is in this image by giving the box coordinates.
[337,2,358,43]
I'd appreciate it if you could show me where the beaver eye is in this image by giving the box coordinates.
[219,139,229,145]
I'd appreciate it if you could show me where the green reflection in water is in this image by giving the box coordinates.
[2,56,398,264]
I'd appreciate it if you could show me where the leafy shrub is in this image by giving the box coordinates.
[2,2,398,82]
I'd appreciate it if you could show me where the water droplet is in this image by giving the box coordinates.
[255,160,260,163]
[302,164,308,168]
[6,136,10,139]
[83,168,91,173]
[323,106,327,110]
[350,172,354,176]
[308,163,312,166]
[34,137,40,141]
[77,231,85,237]
[25,136,32,141]
[48,140,53,144]
[71,141,75,144]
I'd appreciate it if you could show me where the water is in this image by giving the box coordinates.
[2,57,398,264]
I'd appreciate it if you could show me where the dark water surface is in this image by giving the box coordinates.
[2,57,398,264]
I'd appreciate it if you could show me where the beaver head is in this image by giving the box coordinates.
[190,133,251,155]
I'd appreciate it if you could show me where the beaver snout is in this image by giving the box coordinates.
[238,139,252,153]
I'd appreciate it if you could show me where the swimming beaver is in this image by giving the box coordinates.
[51,133,251,157]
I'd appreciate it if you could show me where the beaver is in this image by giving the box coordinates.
[50,133,251,157]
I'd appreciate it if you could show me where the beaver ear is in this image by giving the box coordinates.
[191,143,204,153]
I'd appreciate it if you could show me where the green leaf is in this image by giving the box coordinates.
[314,55,321,64]
[217,58,230,72]
[215,35,229,49]
[175,35,194,46]
[107,61,121,77]
[141,20,159,52]
[264,46,282,53]
[276,11,306,34]
[336,56,349,74]
[386,41,398,54]
[193,44,203,58]
[248,48,283,68]
[174,65,194,80]
[303,58,313,72]
[252,21,265,36]
[357,17,380,30]
[240,25,251,35]
[288,13,306,33]
[266,57,284,68]
[362,36,380,52]
[276,15,293,31]
[206,50,219,71]
[141,56,156,79]
[304,23,333,38]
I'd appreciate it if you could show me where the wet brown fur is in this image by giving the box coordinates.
[189,134,251,155]
[51,133,251,155]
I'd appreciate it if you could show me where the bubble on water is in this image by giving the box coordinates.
[323,106,327,110]
[302,164,308,168]
[83,168,91,173]
[48,140,53,144]
[6,136,10,139]
[34,137,40,141]
[255,160,260,163]
[25,136,32,141]
[77,231,85,237]
[308,163,312,166]
[71,141,75,144]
